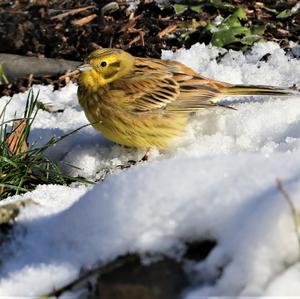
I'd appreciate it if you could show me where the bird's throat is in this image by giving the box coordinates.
[79,69,106,91]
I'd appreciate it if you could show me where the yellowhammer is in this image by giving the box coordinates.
[77,48,297,150]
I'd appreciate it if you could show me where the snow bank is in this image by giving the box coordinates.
[1,41,300,297]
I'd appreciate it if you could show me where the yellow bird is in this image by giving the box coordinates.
[77,48,297,152]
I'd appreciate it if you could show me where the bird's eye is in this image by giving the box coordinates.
[100,61,107,67]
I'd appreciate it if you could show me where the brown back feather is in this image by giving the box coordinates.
[110,57,232,114]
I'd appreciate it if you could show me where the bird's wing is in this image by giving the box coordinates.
[111,59,233,114]
[111,71,181,113]
[164,60,234,111]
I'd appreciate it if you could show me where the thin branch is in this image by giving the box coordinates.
[158,23,179,38]
[58,69,80,82]
[38,255,138,298]
[276,178,300,258]
[50,6,95,20]
[72,14,97,26]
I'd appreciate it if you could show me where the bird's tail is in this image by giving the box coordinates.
[221,84,299,97]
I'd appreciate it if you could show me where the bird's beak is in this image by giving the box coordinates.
[78,64,93,72]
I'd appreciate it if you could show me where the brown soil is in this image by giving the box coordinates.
[0,0,299,96]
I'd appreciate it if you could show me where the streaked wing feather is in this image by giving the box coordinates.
[111,58,231,114]
[168,71,228,111]
[113,71,180,113]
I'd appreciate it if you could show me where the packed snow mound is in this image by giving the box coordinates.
[1,41,300,297]
[1,155,300,297]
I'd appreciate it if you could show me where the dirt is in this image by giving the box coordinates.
[0,0,299,96]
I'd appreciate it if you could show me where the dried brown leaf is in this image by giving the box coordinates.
[7,120,28,155]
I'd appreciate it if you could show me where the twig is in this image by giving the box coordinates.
[158,23,178,38]
[109,36,113,48]
[71,14,97,26]
[28,73,33,86]
[128,31,145,47]
[276,178,300,258]
[118,14,142,33]
[39,255,138,298]
[90,42,102,50]
[58,69,80,82]
[50,6,95,20]
[128,35,141,47]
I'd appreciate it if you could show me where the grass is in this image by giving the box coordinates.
[0,89,91,199]
[0,64,9,85]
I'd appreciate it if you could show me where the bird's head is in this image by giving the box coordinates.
[78,48,134,90]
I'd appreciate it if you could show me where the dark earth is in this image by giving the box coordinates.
[0,0,299,96]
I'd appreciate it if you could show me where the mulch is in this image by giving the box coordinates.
[0,0,299,96]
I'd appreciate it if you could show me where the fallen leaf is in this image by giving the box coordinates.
[7,120,28,155]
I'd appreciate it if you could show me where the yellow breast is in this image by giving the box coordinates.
[78,86,188,148]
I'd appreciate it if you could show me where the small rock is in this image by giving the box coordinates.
[92,254,188,299]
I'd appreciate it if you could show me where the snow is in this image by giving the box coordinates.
[1,41,300,297]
